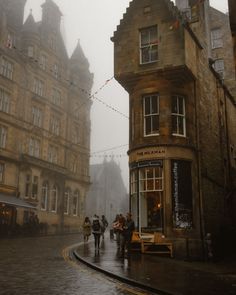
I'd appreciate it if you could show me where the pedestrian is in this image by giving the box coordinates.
[83,216,92,242]
[112,214,120,241]
[92,215,102,251]
[114,214,126,257]
[101,215,108,239]
[124,212,135,255]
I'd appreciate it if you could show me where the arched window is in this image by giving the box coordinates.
[72,190,79,216]
[41,181,48,211]
[50,185,58,213]
[64,188,71,215]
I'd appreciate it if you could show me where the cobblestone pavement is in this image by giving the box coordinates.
[0,234,153,295]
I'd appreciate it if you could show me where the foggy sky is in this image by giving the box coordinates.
[24,0,228,189]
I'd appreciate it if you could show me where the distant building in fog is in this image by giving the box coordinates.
[0,0,93,235]
[86,159,128,225]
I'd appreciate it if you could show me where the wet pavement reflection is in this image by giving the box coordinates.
[0,235,152,295]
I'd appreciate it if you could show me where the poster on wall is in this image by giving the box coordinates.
[171,160,193,229]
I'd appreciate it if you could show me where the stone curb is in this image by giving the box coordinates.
[73,249,174,295]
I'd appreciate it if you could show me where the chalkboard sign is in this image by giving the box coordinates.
[171,160,193,229]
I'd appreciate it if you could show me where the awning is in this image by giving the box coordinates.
[0,194,37,209]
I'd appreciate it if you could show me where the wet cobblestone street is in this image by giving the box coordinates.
[0,234,151,295]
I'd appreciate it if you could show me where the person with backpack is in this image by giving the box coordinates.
[92,215,102,250]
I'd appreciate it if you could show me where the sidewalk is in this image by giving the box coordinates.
[74,237,236,295]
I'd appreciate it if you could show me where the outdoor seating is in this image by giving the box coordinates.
[141,232,173,258]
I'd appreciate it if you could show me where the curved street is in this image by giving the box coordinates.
[0,234,153,295]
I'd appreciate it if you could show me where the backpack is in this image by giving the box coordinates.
[92,219,100,231]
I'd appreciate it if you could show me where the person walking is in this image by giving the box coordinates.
[92,215,102,251]
[101,215,108,239]
[124,213,135,255]
[83,216,92,242]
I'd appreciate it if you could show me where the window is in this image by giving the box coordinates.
[48,145,58,164]
[33,78,44,96]
[53,64,59,79]
[139,167,163,192]
[64,189,70,215]
[25,174,31,198]
[49,36,56,51]
[211,28,223,49]
[0,88,10,113]
[52,88,62,106]
[0,163,5,183]
[0,126,7,148]
[50,116,60,136]
[50,185,58,212]
[41,182,48,211]
[32,176,38,199]
[28,46,34,57]
[72,192,79,216]
[140,26,158,64]
[213,59,224,79]
[172,95,186,136]
[72,124,79,144]
[40,54,47,70]
[5,33,15,49]
[0,57,13,80]
[130,170,137,195]
[143,94,159,136]
[29,138,40,158]
[32,106,43,127]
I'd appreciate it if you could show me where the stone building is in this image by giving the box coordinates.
[112,0,236,258]
[0,0,93,235]
[86,159,128,225]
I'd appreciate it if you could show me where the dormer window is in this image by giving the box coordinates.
[140,26,158,64]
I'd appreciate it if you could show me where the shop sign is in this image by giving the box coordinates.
[171,160,193,229]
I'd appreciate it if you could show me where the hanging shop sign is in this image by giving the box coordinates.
[171,160,193,229]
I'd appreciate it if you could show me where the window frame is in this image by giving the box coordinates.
[41,182,48,211]
[0,163,5,183]
[0,57,13,80]
[143,94,160,137]
[29,137,40,158]
[171,95,186,137]
[32,106,43,127]
[50,185,58,213]
[213,59,225,79]
[139,25,158,64]
[33,78,44,97]
[0,125,7,148]
[211,28,223,49]
[0,88,10,113]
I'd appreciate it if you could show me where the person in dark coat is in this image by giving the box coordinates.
[124,213,135,255]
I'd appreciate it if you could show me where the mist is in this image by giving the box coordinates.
[24,0,228,190]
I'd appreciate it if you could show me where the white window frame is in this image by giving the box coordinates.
[139,167,163,193]
[0,57,13,80]
[211,28,223,49]
[130,170,137,195]
[0,125,7,148]
[172,95,186,137]
[50,185,58,213]
[143,94,159,136]
[29,137,40,158]
[0,88,10,113]
[140,26,158,64]
[41,182,48,211]
[32,106,43,127]
[64,190,70,215]
[33,78,44,97]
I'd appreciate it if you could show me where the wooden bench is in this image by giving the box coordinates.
[130,231,154,251]
[141,232,173,258]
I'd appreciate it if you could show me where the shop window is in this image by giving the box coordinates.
[0,125,7,148]
[41,182,48,211]
[0,57,13,80]
[32,176,38,199]
[172,95,186,136]
[139,166,164,230]
[211,28,223,49]
[0,163,5,183]
[140,26,158,64]
[143,94,159,136]
[32,106,43,127]
[171,160,193,229]
[50,185,58,212]
[0,88,10,113]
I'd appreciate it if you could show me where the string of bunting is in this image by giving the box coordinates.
[3,41,129,120]
[90,153,127,158]
[91,143,128,155]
